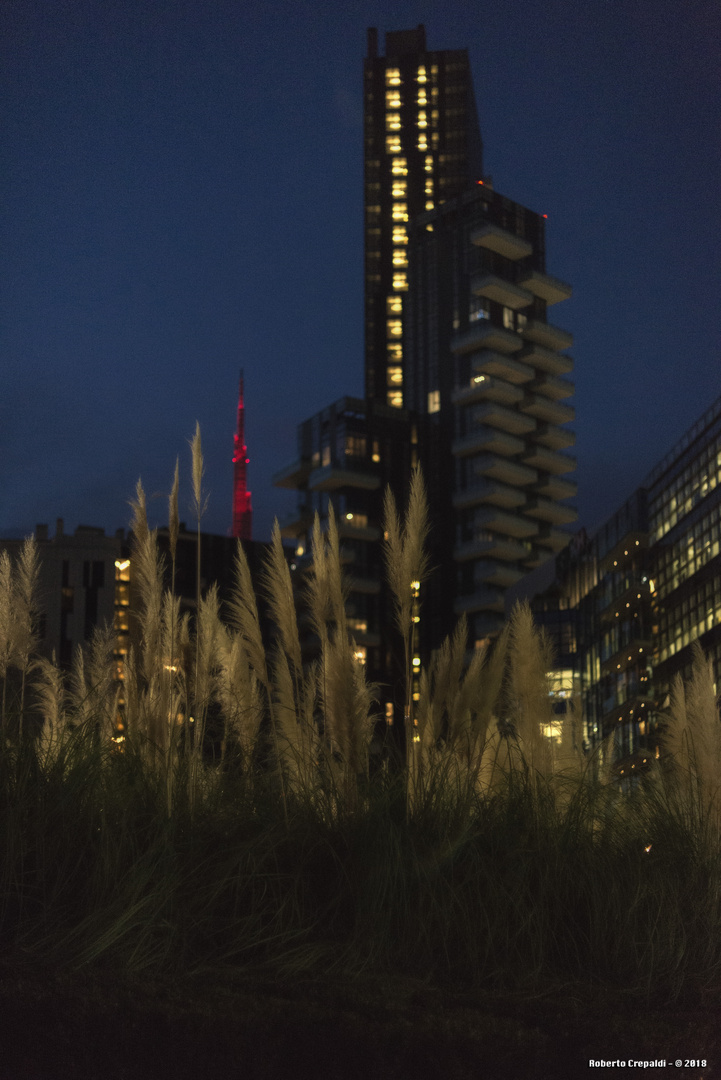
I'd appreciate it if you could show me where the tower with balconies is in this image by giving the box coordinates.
[406,183,577,646]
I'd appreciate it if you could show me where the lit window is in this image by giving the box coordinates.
[418,136,428,150]
[348,616,368,631]
[425,200,434,210]
[416,66,427,83]
[393,272,408,291]
[391,157,408,175]
[424,155,433,172]
[417,90,427,105]
[392,248,408,267]
[385,90,401,108]
[387,341,403,361]
[392,180,407,198]
[386,135,401,154]
[353,646,367,665]
[387,319,402,338]
[469,297,490,322]
[417,110,428,128]
[387,295,402,314]
[517,312,528,330]
[392,202,408,221]
[392,226,408,244]
[386,113,401,131]
[428,390,440,413]
[387,390,403,408]
[372,440,380,463]
[425,178,433,195]
[503,306,514,330]
[387,366,403,385]
[385,67,401,86]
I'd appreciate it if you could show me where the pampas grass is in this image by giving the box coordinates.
[1,444,720,1007]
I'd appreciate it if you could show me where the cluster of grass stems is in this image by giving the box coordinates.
[1,432,720,1006]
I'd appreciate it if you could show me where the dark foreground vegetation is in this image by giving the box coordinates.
[1,443,719,1077]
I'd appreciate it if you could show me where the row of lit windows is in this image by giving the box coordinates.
[649,442,721,541]
[386,132,440,154]
[655,501,721,594]
[385,64,439,88]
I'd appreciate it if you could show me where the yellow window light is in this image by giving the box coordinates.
[392,202,408,221]
[392,180,407,198]
[393,272,408,291]
[386,90,401,108]
[387,366,403,385]
[392,248,408,267]
[416,66,427,83]
[392,226,408,244]
[387,295,403,314]
[386,67,401,86]
[391,157,408,175]
[386,113,401,131]
[417,111,428,128]
[386,135,401,154]
[387,319,402,338]
[418,136,428,150]
[425,200,434,210]
[387,390,403,408]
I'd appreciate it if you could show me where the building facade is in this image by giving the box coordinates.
[406,184,576,646]
[364,24,483,407]
[524,393,721,771]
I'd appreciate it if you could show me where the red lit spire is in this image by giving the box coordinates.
[232,370,253,541]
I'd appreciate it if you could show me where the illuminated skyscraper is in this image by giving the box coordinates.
[364,24,483,408]
[232,371,252,541]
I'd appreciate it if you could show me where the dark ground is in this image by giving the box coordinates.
[0,963,718,1080]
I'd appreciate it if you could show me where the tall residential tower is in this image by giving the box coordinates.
[364,24,483,408]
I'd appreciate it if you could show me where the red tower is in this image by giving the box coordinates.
[232,370,252,540]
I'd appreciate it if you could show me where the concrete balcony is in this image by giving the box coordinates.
[308,465,381,492]
[454,586,506,615]
[470,222,533,260]
[473,560,526,588]
[520,394,575,426]
[474,506,539,539]
[452,321,523,356]
[469,452,538,487]
[452,428,525,458]
[273,459,312,489]
[278,506,312,539]
[529,373,574,400]
[454,535,532,563]
[521,445,576,475]
[347,575,381,595]
[535,527,575,553]
[337,518,382,542]
[470,349,535,385]
[452,375,523,408]
[524,497,578,526]
[471,401,537,437]
[517,269,572,306]
[521,319,573,352]
[518,343,573,377]
[470,272,534,310]
[535,423,576,451]
[452,478,526,511]
[532,475,578,501]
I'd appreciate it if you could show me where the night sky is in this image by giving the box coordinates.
[3,0,719,545]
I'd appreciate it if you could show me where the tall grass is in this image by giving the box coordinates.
[0,432,720,1006]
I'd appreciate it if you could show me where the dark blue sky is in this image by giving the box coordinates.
[3,0,720,543]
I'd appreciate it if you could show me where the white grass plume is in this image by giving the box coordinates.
[660,641,721,831]
[262,521,302,676]
[34,655,67,765]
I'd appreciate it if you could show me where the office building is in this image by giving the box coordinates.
[522,393,721,771]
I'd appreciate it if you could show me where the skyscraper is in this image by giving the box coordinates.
[406,184,576,647]
[363,24,483,407]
